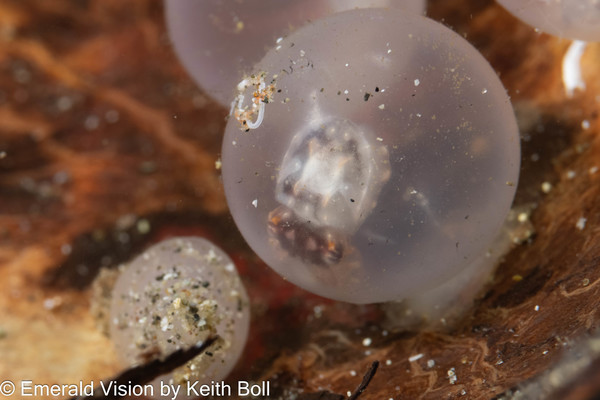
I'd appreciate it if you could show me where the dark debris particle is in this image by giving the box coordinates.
[375,87,380,92]
[364,93,371,101]
[69,337,219,400]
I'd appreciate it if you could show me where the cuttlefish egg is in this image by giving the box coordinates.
[221,8,520,304]
[497,0,600,41]
[109,237,250,399]
[165,0,426,106]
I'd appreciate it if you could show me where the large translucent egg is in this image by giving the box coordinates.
[221,9,520,304]
[165,0,426,106]
[109,237,250,398]
[497,0,600,41]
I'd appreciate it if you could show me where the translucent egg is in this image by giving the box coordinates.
[109,237,250,398]
[221,9,520,304]
[165,0,426,106]
[497,0,600,41]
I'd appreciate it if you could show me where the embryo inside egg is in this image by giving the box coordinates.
[222,9,521,304]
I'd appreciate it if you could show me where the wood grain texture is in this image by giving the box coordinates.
[0,1,599,399]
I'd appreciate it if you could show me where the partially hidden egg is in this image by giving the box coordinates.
[221,8,520,304]
[497,0,600,41]
[165,0,426,106]
[109,237,250,398]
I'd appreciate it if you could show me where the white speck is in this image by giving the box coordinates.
[105,110,120,123]
[378,104,385,110]
[0,151,6,159]
[562,40,587,97]
[56,96,73,111]
[376,137,383,142]
[251,199,258,208]
[427,359,435,368]
[61,244,72,255]
[517,212,528,223]
[173,298,182,309]
[206,248,218,262]
[225,263,235,272]
[543,350,549,355]
[460,389,467,396]
[313,305,323,318]
[447,368,457,384]
[84,115,100,130]
[344,89,349,94]
[43,298,59,310]
[414,79,420,86]
[387,49,392,54]
[582,120,590,130]
[300,50,305,57]
[275,45,282,51]
[276,37,283,44]
[160,317,169,331]
[232,140,237,146]
[408,353,423,362]
[137,219,150,234]
[534,305,540,311]
[385,359,392,366]
[576,217,587,230]
[349,370,357,377]
[416,113,422,118]
[362,337,372,347]
[531,153,540,162]
[347,391,352,397]
[566,170,576,179]
[482,88,488,94]
[496,360,504,365]
[590,166,598,175]
[541,182,552,193]
[215,159,222,170]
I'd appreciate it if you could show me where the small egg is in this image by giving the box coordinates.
[222,9,520,304]
[165,0,426,106]
[497,0,600,41]
[109,237,250,399]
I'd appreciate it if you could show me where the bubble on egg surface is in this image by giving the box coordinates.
[109,237,249,398]
[165,0,426,106]
[222,9,520,304]
[497,0,600,41]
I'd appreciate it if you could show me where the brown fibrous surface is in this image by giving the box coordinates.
[0,1,599,399]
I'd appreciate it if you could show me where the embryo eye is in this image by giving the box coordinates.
[221,8,521,304]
